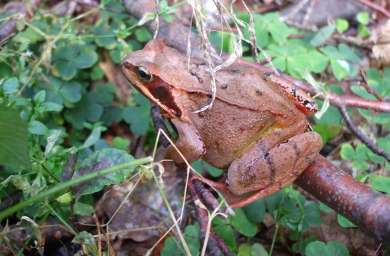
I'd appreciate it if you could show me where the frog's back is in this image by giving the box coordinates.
[211,64,301,117]
[140,40,301,117]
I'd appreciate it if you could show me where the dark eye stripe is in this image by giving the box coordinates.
[146,76,182,117]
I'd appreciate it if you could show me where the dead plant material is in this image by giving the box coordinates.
[371,19,390,66]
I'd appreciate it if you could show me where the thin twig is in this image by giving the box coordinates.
[235,60,390,113]
[189,178,232,256]
[357,0,390,18]
[339,106,390,162]
[359,69,383,101]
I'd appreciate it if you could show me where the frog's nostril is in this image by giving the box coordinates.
[122,60,132,69]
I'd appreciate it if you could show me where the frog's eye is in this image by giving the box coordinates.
[136,66,153,82]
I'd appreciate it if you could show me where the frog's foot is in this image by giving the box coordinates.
[227,132,322,196]
[191,174,297,208]
[190,175,283,208]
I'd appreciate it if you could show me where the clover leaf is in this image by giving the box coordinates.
[52,44,98,80]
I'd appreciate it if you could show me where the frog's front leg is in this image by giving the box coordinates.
[166,119,206,163]
[227,131,322,195]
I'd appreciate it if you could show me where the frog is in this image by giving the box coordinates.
[121,39,323,207]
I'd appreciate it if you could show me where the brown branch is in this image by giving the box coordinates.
[296,155,390,242]
[0,1,40,45]
[357,0,390,18]
[188,178,233,256]
[359,69,383,101]
[235,61,390,113]
[338,106,390,162]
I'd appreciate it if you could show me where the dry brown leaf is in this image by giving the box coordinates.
[371,19,390,66]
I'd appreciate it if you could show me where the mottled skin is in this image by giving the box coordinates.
[121,40,322,198]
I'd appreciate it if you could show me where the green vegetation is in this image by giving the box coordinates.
[0,1,388,255]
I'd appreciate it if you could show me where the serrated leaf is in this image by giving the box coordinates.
[0,106,30,168]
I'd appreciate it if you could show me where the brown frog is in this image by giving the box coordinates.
[121,40,323,207]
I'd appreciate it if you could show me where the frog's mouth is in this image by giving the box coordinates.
[121,61,182,118]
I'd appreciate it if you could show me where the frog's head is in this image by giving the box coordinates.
[121,40,186,118]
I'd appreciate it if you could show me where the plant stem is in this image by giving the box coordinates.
[0,157,152,221]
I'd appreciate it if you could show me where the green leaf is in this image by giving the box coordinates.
[230,208,258,237]
[161,224,200,256]
[34,90,46,103]
[53,44,98,80]
[358,24,370,38]
[310,24,335,47]
[357,12,370,25]
[73,47,98,69]
[60,82,82,103]
[0,106,29,168]
[370,175,390,194]
[53,60,78,80]
[161,237,184,256]
[122,92,151,135]
[184,224,200,256]
[305,240,349,256]
[94,24,117,49]
[238,243,252,256]
[213,217,237,252]
[64,94,104,129]
[2,77,19,94]
[305,241,331,256]
[327,241,349,256]
[251,243,268,256]
[28,120,48,135]
[331,59,350,80]
[73,231,97,254]
[302,202,322,229]
[337,214,357,228]
[340,144,355,160]
[243,199,265,223]
[191,160,223,178]
[80,126,105,149]
[73,148,135,196]
[135,27,152,42]
[74,199,94,216]
[336,19,349,33]
[41,102,63,112]
[112,137,130,151]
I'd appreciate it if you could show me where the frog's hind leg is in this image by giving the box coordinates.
[227,131,322,196]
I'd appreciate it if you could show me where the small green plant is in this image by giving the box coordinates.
[0,1,388,255]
